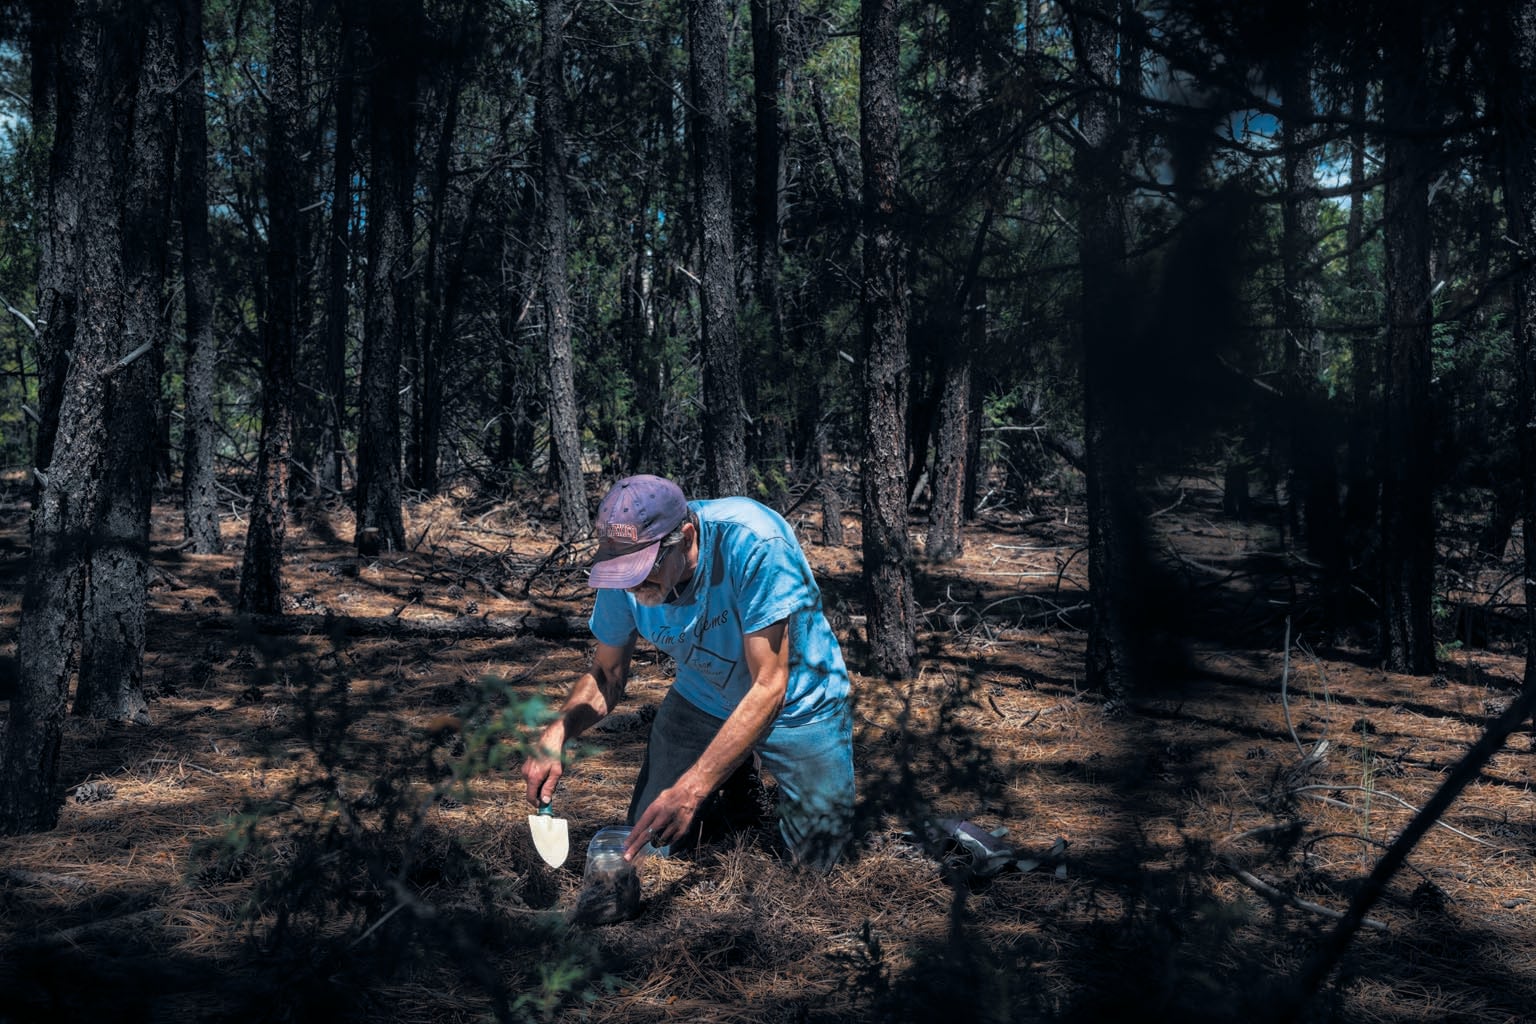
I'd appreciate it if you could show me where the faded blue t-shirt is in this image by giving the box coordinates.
[589,497,850,726]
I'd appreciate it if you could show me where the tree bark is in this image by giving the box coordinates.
[816,415,843,546]
[1278,46,1343,628]
[76,0,175,722]
[1074,0,1138,699]
[749,0,785,344]
[688,0,747,497]
[319,0,357,495]
[238,0,302,612]
[539,0,590,541]
[27,0,78,491]
[927,281,979,563]
[2,0,153,831]
[1342,74,1380,588]
[355,0,417,556]
[1379,4,1437,674]
[1499,1,1536,694]
[174,0,221,553]
[411,4,477,496]
[858,0,918,679]
[496,204,537,477]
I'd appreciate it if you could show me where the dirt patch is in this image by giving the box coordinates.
[1,480,1534,1022]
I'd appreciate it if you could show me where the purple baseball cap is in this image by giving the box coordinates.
[587,475,689,589]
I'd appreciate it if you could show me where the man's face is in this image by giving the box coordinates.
[628,527,689,606]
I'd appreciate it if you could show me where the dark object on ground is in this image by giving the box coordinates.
[571,863,641,925]
[914,818,1069,879]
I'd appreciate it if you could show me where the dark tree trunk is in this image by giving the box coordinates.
[496,208,536,477]
[174,0,221,553]
[355,0,417,556]
[1074,0,1138,699]
[816,414,844,546]
[1343,74,1380,577]
[240,0,302,611]
[1379,6,1437,675]
[624,181,665,476]
[2,0,161,831]
[749,0,785,343]
[858,0,918,679]
[76,0,175,722]
[963,366,984,520]
[319,0,357,495]
[688,0,747,497]
[1278,47,1343,628]
[27,1,78,490]
[8,0,85,824]
[412,6,475,496]
[927,282,980,563]
[1502,0,1536,694]
[538,0,590,540]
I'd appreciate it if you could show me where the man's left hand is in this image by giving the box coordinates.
[627,773,709,859]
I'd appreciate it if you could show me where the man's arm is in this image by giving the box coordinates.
[624,619,788,858]
[521,636,636,806]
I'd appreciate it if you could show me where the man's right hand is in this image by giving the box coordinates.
[521,728,565,807]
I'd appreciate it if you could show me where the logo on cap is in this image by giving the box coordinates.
[602,523,640,543]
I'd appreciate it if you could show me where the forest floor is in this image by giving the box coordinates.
[1,475,1534,1023]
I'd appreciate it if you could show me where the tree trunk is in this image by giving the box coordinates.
[413,7,475,497]
[496,207,536,477]
[238,0,302,612]
[174,0,222,553]
[27,1,78,491]
[858,0,918,679]
[355,0,417,556]
[1499,2,1536,692]
[319,0,357,495]
[1278,46,1343,628]
[539,0,590,541]
[2,0,151,832]
[1342,74,1379,599]
[76,0,175,722]
[816,414,843,546]
[927,281,980,563]
[1379,5,1437,675]
[749,0,785,344]
[688,0,747,497]
[1074,0,1138,700]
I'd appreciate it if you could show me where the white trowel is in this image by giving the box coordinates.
[528,803,569,868]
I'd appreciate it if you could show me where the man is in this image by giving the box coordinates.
[521,474,854,870]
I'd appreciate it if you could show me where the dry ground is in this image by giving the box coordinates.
[1,477,1534,1023]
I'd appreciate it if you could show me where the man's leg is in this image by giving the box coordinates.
[756,700,855,871]
[628,689,719,828]
[628,689,765,851]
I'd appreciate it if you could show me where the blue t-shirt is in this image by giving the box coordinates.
[589,497,850,725]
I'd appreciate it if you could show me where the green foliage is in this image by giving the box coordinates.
[186,640,614,1022]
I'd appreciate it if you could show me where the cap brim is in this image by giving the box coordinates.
[587,540,661,589]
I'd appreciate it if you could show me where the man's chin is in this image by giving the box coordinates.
[631,586,666,606]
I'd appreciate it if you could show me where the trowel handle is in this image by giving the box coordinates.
[536,803,555,817]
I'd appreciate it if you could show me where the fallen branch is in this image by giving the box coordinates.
[1219,858,1387,932]
[1281,616,1304,756]
[157,610,588,641]
[1290,786,1496,848]
[146,757,221,778]
[1,867,91,891]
